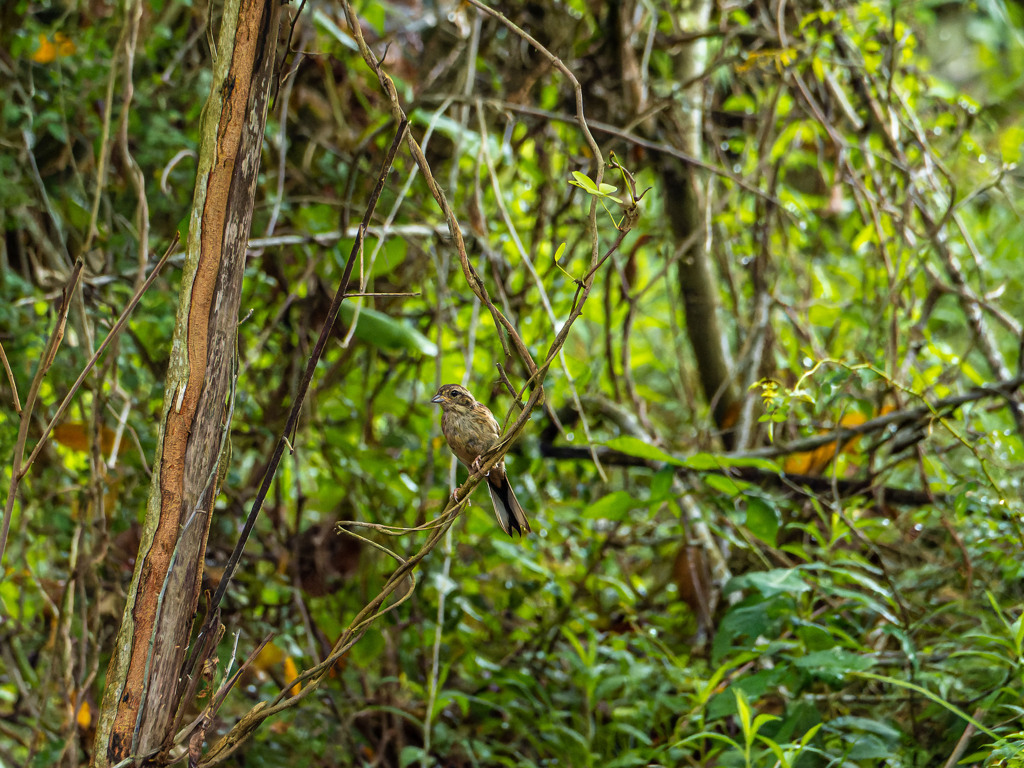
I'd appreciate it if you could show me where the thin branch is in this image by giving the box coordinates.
[185,118,411,687]
[19,236,179,480]
[192,0,637,757]
[741,373,1024,464]
[0,342,20,414]
[540,443,945,507]
[1,257,85,570]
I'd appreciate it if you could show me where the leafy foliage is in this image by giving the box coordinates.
[2,0,1024,766]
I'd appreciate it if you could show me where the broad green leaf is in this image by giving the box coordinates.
[745,496,780,546]
[605,436,685,465]
[829,716,902,740]
[682,452,780,472]
[703,473,745,496]
[742,569,811,597]
[340,302,437,356]
[792,648,875,678]
[583,490,635,520]
[312,7,358,50]
[570,170,598,191]
[399,747,428,768]
[650,467,675,502]
[569,171,622,202]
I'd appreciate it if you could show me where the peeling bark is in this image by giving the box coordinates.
[92,1,282,765]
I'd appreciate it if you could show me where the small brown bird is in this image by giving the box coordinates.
[431,384,531,537]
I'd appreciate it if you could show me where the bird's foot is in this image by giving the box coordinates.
[471,455,491,477]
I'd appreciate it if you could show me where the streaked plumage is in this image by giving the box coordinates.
[430,384,531,537]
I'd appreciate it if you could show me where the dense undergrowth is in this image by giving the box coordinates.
[2,0,1024,766]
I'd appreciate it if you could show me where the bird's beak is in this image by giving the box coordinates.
[430,393,444,404]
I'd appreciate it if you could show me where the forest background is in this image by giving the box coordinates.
[2,0,1024,766]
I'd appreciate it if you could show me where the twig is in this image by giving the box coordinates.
[422,95,780,205]
[194,0,635,757]
[19,236,179,481]
[941,709,984,768]
[0,342,20,414]
[186,117,411,685]
[1,257,85,570]
[539,443,945,507]
[740,373,1024,463]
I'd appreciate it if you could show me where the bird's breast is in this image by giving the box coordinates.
[443,408,500,460]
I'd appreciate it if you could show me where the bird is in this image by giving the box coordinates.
[430,383,531,537]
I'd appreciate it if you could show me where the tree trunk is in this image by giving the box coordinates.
[92,0,282,764]
[662,0,738,446]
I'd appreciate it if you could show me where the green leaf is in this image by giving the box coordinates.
[568,171,622,202]
[745,496,780,546]
[583,490,635,520]
[339,302,437,356]
[792,649,875,681]
[570,170,599,192]
[677,452,723,470]
[829,716,902,741]
[409,109,502,158]
[741,569,811,598]
[716,606,774,648]
[681,452,779,472]
[605,436,684,465]
[398,746,428,768]
[734,688,751,734]
[703,473,748,496]
[313,8,359,51]
[650,467,675,502]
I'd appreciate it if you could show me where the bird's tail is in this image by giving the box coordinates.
[487,476,531,537]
